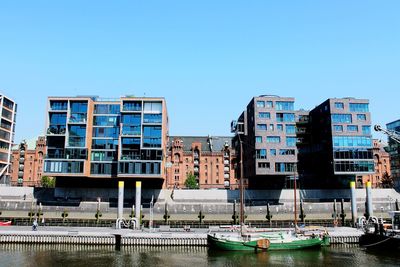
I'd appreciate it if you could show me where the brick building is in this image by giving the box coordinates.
[10,136,46,186]
[361,139,391,188]
[166,136,237,189]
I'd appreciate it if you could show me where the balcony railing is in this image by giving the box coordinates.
[47,126,66,135]
[69,113,87,123]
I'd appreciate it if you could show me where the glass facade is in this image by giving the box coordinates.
[94,104,120,114]
[349,103,369,112]
[143,126,162,148]
[331,114,352,123]
[334,161,374,173]
[276,101,294,111]
[332,136,372,147]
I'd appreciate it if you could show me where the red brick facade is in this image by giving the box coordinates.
[165,136,238,189]
[10,136,46,187]
[360,139,391,188]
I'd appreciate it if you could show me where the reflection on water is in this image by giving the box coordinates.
[0,244,399,267]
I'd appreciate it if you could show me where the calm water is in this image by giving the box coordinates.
[0,244,398,267]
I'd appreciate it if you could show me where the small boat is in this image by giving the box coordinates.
[0,221,12,226]
[359,211,400,250]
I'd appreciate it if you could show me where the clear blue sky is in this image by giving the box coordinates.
[1,1,399,143]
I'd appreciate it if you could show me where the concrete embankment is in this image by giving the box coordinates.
[0,226,363,246]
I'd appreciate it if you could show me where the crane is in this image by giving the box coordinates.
[374,125,400,144]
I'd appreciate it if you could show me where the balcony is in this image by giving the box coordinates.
[47,126,66,135]
[121,126,141,136]
[69,113,87,124]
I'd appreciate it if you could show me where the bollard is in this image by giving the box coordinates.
[365,181,373,219]
[135,181,142,229]
[117,181,124,228]
[350,181,357,227]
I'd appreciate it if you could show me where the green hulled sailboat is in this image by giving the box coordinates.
[207,140,329,251]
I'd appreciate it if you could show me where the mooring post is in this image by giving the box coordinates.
[350,181,357,227]
[135,181,142,229]
[366,181,373,219]
[117,181,124,229]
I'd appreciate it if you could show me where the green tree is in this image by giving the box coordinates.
[381,172,394,188]
[41,176,56,188]
[184,172,199,189]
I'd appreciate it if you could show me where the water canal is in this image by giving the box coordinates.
[0,244,399,267]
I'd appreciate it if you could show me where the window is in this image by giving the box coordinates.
[144,102,162,113]
[50,101,67,111]
[334,102,344,109]
[266,101,273,108]
[350,103,369,112]
[277,124,283,132]
[258,112,270,119]
[270,149,276,156]
[357,114,367,121]
[331,114,352,123]
[70,102,88,113]
[94,104,120,114]
[332,136,372,147]
[286,125,296,134]
[334,161,374,173]
[143,114,162,123]
[362,126,371,135]
[347,125,358,132]
[256,101,265,108]
[256,124,267,130]
[68,125,86,147]
[276,113,295,122]
[256,149,267,159]
[286,137,296,147]
[122,101,142,112]
[143,126,162,148]
[266,136,280,143]
[255,136,262,143]
[269,124,274,131]
[279,149,295,155]
[275,162,295,173]
[258,162,270,169]
[93,116,119,126]
[334,125,343,132]
[276,101,294,111]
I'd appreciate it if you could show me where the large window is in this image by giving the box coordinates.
[143,114,162,123]
[122,114,141,125]
[286,124,296,134]
[334,102,344,109]
[92,139,119,150]
[119,162,161,175]
[50,101,67,111]
[349,103,369,112]
[143,126,162,148]
[44,160,84,174]
[276,113,295,122]
[144,102,162,113]
[334,125,343,132]
[256,101,265,108]
[93,127,119,138]
[94,104,120,114]
[70,102,87,113]
[334,161,374,173]
[256,124,267,130]
[347,125,358,132]
[91,163,117,175]
[357,114,367,121]
[276,101,294,111]
[333,148,373,160]
[93,116,119,126]
[332,136,372,147]
[122,101,142,112]
[362,126,371,135]
[275,162,295,173]
[266,136,280,143]
[258,112,270,119]
[331,114,352,123]
[68,125,86,147]
[256,149,267,159]
[286,137,296,147]
[50,113,67,125]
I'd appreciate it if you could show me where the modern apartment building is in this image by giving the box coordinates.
[0,94,17,184]
[44,96,168,188]
[360,139,391,188]
[10,136,46,187]
[166,136,237,189]
[386,119,400,189]
[299,98,374,188]
[231,95,297,188]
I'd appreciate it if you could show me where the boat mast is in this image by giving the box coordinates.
[293,164,297,230]
[239,139,245,233]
